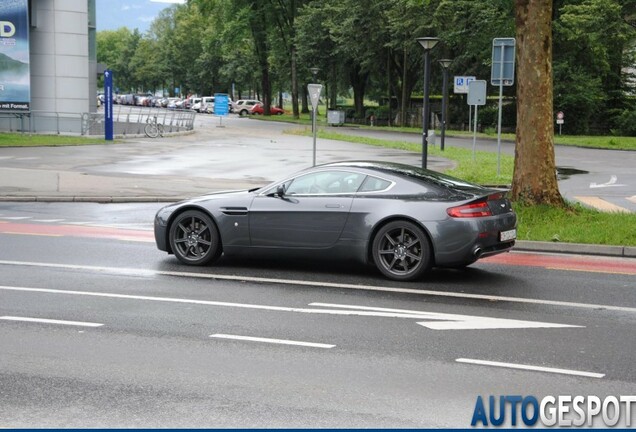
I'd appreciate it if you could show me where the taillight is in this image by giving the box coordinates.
[447,201,493,218]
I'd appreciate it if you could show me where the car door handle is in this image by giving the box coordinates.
[325,204,343,208]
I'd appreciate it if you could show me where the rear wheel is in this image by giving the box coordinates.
[372,220,431,281]
[169,210,221,265]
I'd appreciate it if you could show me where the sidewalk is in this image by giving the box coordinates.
[0,120,633,259]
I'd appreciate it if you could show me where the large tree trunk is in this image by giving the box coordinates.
[512,0,563,206]
[250,1,271,115]
[349,65,368,120]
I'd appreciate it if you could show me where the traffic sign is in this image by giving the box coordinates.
[557,111,564,120]
[454,76,476,94]
[491,38,515,86]
[467,80,487,106]
[308,84,322,110]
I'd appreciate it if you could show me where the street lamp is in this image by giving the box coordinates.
[438,58,452,151]
[416,37,439,169]
[310,67,320,82]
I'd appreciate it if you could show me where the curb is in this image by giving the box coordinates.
[515,240,636,259]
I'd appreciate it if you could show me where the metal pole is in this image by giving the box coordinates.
[472,104,478,160]
[440,67,448,151]
[421,49,432,169]
[468,103,472,133]
[496,47,505,176]
[312,106,317,166]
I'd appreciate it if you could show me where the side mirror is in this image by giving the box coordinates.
[276,184,286,197]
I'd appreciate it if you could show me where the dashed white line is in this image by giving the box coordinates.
[210,334,335,349]
[0,216,32,220]
[455,358,605,379]
[0,316,104,327]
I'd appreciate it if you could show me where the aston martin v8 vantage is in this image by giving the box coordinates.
[154,161,516,281]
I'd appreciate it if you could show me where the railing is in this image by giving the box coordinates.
[0,106,196,136]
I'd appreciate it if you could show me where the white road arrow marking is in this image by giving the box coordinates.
[589,175,626,188]
[309,303,581,331]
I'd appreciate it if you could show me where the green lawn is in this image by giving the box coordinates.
[0,133,111,147]
[260,112,636,151]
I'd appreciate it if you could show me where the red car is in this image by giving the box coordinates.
[250,103,285,115]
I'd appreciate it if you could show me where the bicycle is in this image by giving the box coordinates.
[144,116,164,138]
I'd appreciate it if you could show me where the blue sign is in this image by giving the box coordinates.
[104,69,114,141]
[491,38,516,86]
[214,93,229,116]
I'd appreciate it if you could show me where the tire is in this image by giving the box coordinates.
[144,123,158,138]
[169,210,222,266]
[372,220,431,281]
[239,109,248,117]
[276,111,283,115]
[157,123,164,137]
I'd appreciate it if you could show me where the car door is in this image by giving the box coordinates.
[249,170,366,248]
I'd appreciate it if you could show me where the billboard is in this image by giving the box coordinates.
[0,0,30,111]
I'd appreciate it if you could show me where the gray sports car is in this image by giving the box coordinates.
[154,161,517,281]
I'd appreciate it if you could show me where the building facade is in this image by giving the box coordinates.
[0,0,96,133]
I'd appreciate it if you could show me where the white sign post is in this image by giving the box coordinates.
[308,84,323,166]
[454,76,476,131]
[556,111,564,135]
[468,80,487,161]
[491,38,516,176]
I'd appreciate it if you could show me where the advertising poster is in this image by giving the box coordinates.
[0,0,30,111]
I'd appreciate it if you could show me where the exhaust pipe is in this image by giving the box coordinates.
[473,247,483,258]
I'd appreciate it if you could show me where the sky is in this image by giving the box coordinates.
[96,0,186,33]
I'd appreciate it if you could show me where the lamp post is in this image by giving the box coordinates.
[416,37,439,169]
[438,58,452,151]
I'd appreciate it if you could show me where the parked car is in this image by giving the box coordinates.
[193,96,214,112]
[154,161,517,281]
[250,103,285,115]
[233,99,262,116]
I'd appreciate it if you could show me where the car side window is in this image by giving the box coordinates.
[286,171,365,195]
[358,175,392,193]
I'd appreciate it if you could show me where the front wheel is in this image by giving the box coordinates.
[169,210,221,265]
[372,220,431,281]
[144,123,158,138]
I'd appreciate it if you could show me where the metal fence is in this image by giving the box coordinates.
[0,106,196,136]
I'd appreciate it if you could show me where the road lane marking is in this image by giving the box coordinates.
[0,316,104,327]
[456,358,605,379]
[0,286,583,332]
[574,196,630,213]
[310,303,581,330]
[0,260,635,313]
[210,334,335,349]
[0,216,31,220]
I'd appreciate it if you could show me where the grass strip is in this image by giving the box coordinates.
[0,133,111,147]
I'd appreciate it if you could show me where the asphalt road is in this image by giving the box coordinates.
[0,202,634,427]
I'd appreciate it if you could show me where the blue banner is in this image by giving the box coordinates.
[0,0,30,111]
[104,69,113,140]
[214,93,229,116]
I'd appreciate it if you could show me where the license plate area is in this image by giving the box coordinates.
[500,228,517,242]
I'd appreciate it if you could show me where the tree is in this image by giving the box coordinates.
[511,0,563,206]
